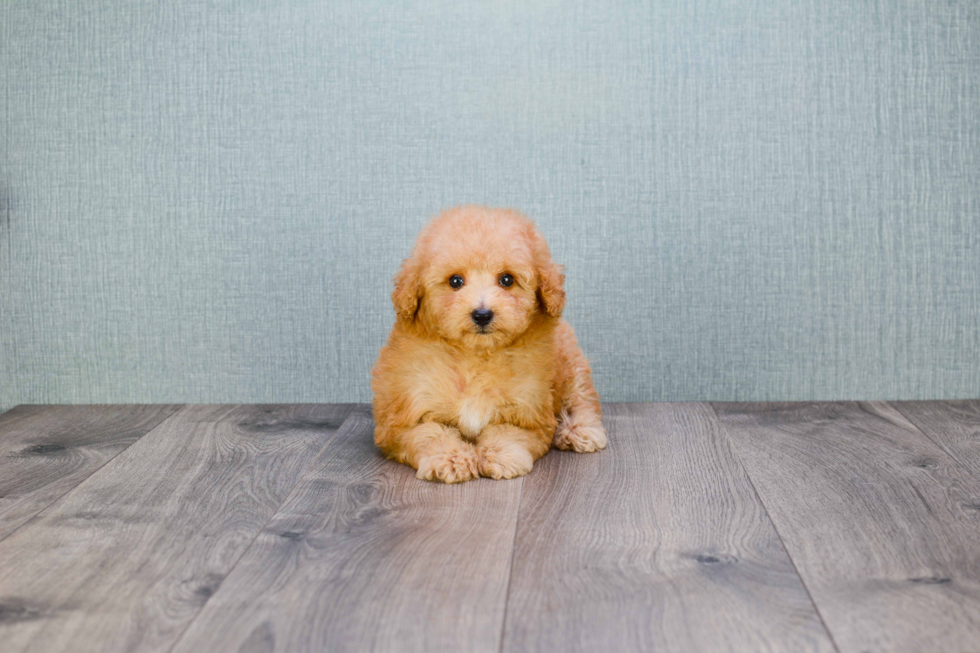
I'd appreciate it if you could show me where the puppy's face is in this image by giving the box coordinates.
[417,249,538,350]
[392,207,565,350]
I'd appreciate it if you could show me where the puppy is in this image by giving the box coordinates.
[372,205,606,483]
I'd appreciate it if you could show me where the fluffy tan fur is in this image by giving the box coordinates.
[372,205,606,483]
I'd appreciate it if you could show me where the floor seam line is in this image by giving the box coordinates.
[497,474,526,653]
[708,402,843,653]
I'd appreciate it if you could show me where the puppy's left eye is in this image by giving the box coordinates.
[499,273,514,288]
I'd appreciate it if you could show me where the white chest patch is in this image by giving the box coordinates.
[457,395,495,440]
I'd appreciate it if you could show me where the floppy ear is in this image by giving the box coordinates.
[391,255,423,321]
[527,224,565,318]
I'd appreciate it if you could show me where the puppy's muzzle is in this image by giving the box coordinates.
[471,308,494,328]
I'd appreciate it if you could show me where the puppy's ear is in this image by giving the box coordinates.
[392,255,423,321]
[527,223,565,317]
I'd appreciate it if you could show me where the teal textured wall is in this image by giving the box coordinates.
[1,1,978,410]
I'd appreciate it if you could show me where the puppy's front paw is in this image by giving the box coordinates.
[554,422,607,453]
[416,449,479,484]
[478,444,534,480]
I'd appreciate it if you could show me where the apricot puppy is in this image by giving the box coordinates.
[372,206,606,483]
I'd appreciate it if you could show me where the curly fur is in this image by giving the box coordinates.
[372,205,606,483]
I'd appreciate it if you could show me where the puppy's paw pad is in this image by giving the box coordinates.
[416,450,479,484]
[478,446,533,480]
[554,422,607,453]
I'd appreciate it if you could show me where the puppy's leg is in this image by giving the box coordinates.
[389,422,480,484]
[477,424,551,480]
[553,323,607,453]
[554,398,606,453]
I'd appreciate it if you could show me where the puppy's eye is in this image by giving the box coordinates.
[499,273,514,288]
[449,274,465,289]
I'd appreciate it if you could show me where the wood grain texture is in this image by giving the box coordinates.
[0,404,181,541]
[502,402,835,653]
[171,406,524,653]
[0,403,353,653]
[713,401,980,653]
[892,400,980,480]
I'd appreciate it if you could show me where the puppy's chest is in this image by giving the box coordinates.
[433,359,544,439]
[455,392,496,440]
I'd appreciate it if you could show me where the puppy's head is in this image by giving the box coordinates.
[392,206,565,349]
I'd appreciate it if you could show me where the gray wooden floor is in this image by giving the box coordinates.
[0,402,978,653]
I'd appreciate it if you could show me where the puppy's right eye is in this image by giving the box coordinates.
[449,274,465,289]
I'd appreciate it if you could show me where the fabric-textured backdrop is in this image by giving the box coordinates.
[1,0,978,410]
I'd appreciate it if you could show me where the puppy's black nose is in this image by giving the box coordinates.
[471,308,494,327]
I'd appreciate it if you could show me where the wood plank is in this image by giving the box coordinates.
[0,403,353,653]
[171,406,524,653]
[893,400,980,480]
[0,404,181,541]
[502,403,835,653]
[712,401,980,653]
